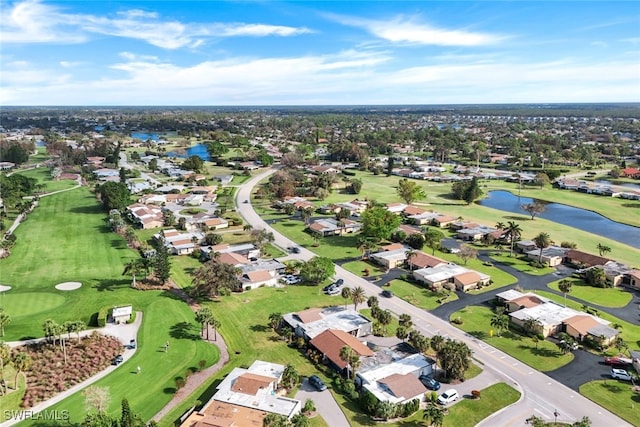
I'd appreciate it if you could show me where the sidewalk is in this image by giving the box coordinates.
[0,312,143,427]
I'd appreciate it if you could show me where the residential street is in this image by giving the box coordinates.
[235,168,632,427]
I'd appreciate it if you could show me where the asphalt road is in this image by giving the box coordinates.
[235,168,631,427]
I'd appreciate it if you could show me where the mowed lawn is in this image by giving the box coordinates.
[547,278,633,308]
[450,306,574,371]
[17,167,79,193]
[0,188,165,340]
[31,299,220,424]
[580,380,640,426]
[383,382,520,427]
[489,253,555,276]
[385,278,459,310]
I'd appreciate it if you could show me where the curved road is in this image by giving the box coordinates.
[235,168,630,427]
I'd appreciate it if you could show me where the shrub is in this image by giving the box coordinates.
[451,317,464,325]
[126,310,137,324]
[471,390,481,399]
[96,305,111,327]
[303,398,316,413]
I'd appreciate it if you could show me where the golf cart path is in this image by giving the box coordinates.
[0,312,143,427]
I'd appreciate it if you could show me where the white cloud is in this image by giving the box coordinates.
[0,0,311,48]
[329,14,505,46]
[1,51,638,105]
[591,41,608,48]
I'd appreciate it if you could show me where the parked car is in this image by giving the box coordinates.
[334,278,344,286]
[291,247,301,254]
[322,283,335,292]
[326,287,340,296]
[381,289,393,298]
[437,389,459,405]
[112,355,124,365]
[308,375,327,391]
[419,375,441,390]
[126,339,136,349]
[604,356,632,367]
[558,340,579,351]
[280,274,301,285]
[610,368,633,381]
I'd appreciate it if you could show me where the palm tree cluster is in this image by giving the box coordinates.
[195,307,221,341]
[340,286,367,311]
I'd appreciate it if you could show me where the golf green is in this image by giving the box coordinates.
[2,292,66,317]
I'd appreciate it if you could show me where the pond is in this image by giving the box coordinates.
[167,143,210,161]
[478,190,640,249]
[131,132,161,141]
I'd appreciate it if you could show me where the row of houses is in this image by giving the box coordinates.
[127,204,228,231]
[497,289,619,345]
[368,243,491,292]
[283,306,437,405]
[516,244,640,289]
[555,177,640,200]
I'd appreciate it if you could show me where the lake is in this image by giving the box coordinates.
[478,190,640,249]
[131,132,160,141]
[168,143,210,161]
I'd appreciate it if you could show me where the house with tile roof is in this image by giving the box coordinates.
[282,306,372,340]
[310,329,374,374]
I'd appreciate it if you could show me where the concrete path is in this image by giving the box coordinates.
[0,313,143,427]
[295,378,350,427]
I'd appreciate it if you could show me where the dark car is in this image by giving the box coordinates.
[112,355,124,365]
[308,375,327,391]
[419,375,441,390]
[291,247,301,254]
[243,199,249,203]
[382,289,393,298]
[334,278,344,286]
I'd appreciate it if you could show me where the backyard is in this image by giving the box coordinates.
[546,278,633,308]
[579,380,640,426]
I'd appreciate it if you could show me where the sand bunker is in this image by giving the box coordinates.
[0,285,11,292]
[55,282,82,291]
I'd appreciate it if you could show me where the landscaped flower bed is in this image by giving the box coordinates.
[20,332,121,408]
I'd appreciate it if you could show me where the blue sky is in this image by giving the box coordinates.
[1,0,639,105]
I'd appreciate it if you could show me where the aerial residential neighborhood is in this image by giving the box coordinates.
[0,1,639,426]
[0,104,639,427]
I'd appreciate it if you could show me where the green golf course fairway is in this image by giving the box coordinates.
[24,299,220,425]
[1,292,66,317]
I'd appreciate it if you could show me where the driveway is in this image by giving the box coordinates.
[546,349,616,390]
[295,378,350,427]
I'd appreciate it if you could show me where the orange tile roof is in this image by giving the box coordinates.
[246,270,273,282]
[296,308,324,324]
[310,329,374,369]
[379,373,427,399]
[231,372,275,395]
[218,252,249,265]
[563,315,600,335]
[454,271,482,286]
[409,251,447,269]
[509,295,544,308]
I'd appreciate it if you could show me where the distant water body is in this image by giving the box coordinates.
[479,190,640,249]
[167,143,210,161]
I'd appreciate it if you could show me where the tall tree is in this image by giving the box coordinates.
[299,257,335,284]
[463,177,483,204]
[341,287,352,309]
[396,178,426,204]
[98,182,131,211]
[195,307,213,339]
[437,339,472,380]
[192,260,241,298]
[558,279,573,307]
[505,221,522,257]
[12,352,32,390]
[339,346,354,379]
[424,229,443,255]
[522,201,546,220]
[533,232,551,263]
[596,243,611,257]
[152,244,172,285]
[0,341,9,395]
[0,309,10,337]
[281,364,300,389]
[360,206,401,242]
[268,312,283,332]
[350,286,366,311]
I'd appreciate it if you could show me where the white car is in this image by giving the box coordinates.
[611,368,633,381]
[437,389,459,405]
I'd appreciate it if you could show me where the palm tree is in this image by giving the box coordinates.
[0,309,10,337]
[533,232,551,263]
[377,309,393,335]
[430,335,445,365]
[0,341,10,394]
[495,221,506,231]
[268,312,283,332]
[367,296,379,309]
[423,401,445,427]
[195,307,213,340]
[243,224,253,232]
[399,313,413,329]
[12,352,32,390]
[350,286,366,311]
[596,243,611,257]
[406,249,417,271]
[42,319,58,344]
[395,325,409,342]
[123,258,146,287]
[210,318,221,341]
[523,317,542,337]
[339,346,354,379]
[341,287,352,309]
[281,364,299,390]
[490,313,509,337]
[558,279,573,307]
[505,221,522,257]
